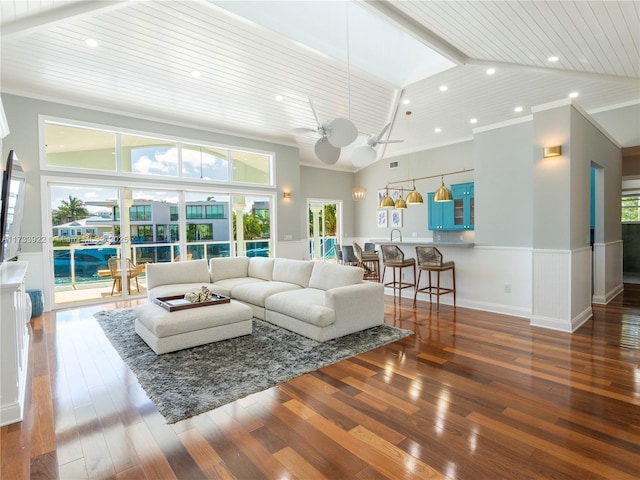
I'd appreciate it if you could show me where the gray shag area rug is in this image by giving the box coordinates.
[94,309,412,423]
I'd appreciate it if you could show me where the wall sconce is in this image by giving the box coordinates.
[283,191,291,199]
[543,145,562,158]
[352,186,366,201]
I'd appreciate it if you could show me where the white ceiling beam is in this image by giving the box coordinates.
[360,0,467,66]
[467,58,640,85]
[1,1,143,38]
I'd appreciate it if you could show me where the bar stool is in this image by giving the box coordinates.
[413,246,456,311]
[353,242,380,282]
[380,244,416,305]
[341,245,359,266]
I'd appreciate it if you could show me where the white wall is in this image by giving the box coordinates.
[354,141,474,240]
[474,119,534,247]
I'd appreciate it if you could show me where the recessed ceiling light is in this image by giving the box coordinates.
[275,95,284,101]
[439,85,448,92]
[486,67,495,75]
[434,127,441,133]
[85,38,99,48]
[548,56,559,62]
[470,118,478,124]
[190,70,201,78]
[569,91,579,98]
[402,99,410,105]
[514,106,523,113]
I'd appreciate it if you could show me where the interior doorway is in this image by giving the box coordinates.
[307,199,342,262]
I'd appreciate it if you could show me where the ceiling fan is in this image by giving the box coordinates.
[351,122,403,167]
[293,97,359,165]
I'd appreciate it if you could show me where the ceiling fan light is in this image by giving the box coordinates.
[351,145,377,167]
[406,189,424,204]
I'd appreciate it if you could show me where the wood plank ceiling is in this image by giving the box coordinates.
[1,0,638,171]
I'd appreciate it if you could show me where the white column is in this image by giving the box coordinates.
[310,204,322,260]
[234,197,247,257]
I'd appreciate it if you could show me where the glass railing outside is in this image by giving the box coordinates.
[308,236,338,261]
[53,239,272,286]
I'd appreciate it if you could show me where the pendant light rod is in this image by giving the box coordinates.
[381,168,474,189]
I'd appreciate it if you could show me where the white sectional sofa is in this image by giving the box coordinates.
[144,257,384,342]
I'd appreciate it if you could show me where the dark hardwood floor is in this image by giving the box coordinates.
[2,286,639,479]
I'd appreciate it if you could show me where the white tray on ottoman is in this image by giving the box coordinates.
[134,299,253,354]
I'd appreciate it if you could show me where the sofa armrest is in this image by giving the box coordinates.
[325,282,384,336]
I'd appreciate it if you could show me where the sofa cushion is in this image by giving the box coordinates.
[145,259,210,290]
[265,288,335,327]
[212,277,265,297]
[272,258,314,287]
[148,282,222,300]
[210,257,250,282]
[248,257,275,280]
[231,281,301,307]
[309,261,364,291]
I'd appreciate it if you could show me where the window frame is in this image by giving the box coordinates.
[39,115,276,188]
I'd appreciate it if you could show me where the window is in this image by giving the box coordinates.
[231,150,271,184]
[121,134,177,177]
[43,120,274,186]
[186,205,203,219]
[130,205,151,221]
[45,123,116,171]
[205,205,225,219]
[182,144,229,180]
[156,225,166,242]
[131,225,153,242]
[170,206,178,221]
[187,224,213,241]
[622,195,640,222]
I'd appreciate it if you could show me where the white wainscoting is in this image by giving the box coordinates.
[592,241,624,304]
[532,247,593,332]
[275,240,309,260]
[375,244,533,319]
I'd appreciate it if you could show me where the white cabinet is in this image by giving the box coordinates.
[0,261,30,426]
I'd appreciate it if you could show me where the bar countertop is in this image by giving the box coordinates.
[369,239,474,248]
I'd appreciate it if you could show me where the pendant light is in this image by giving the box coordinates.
[352,186,366,201]
[433,176,453,202]
[380,189,395,208]
[394,195,407,209]
[406,179,424,204]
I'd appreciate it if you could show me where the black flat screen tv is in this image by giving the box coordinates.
[0,150,26,263]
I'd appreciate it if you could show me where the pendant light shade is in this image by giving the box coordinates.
[394,196,407,209]
[380,190,395,208]
[434,177,453,202]
[405,180,423,204]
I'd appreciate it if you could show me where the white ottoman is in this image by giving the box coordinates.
[134,300,253,354]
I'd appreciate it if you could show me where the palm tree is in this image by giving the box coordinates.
[53,195,90,224]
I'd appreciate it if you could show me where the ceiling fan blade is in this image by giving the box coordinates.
[292,127,317,135]
[377,139,404,144]
[308,97,322,128]
[374,122,391,143]
[327,118,358,148]
[351,145,377,167]
[314,137,341,165]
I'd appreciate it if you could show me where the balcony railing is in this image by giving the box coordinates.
[53,239,271,288]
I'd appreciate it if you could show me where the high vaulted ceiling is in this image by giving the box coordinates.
[1,0,639,171]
